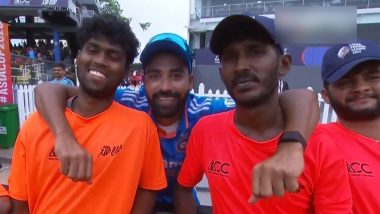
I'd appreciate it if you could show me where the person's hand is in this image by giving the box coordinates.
[249,142,304,203]
[54,132,93,184]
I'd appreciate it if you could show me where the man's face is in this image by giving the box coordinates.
[219,39,281,108]
[53,66,65,79]
[76,35,126,99]
[144,52,192,119]
[323,60,380,121]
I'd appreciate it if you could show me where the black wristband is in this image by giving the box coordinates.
[279,131,306,150]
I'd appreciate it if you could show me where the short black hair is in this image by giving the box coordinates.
[77,14,140,67]
[54,62,66,70]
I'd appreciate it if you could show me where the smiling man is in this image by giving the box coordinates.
[319,40,380,213]
[8,14,166,213]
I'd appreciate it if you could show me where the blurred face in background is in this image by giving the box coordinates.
[53,66,66,79]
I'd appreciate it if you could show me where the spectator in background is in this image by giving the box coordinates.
[278,51,290,93]
[36,52,43,61]
[127,70,143,91]
[278,79,290,93]
[50,62,74,86]
[27,47,35,60]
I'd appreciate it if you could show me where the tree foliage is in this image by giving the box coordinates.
[99,0,150,30]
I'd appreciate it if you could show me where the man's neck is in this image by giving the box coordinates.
[154,106,184,127]
[157,120,180,134]
[155,113,182,127]
[55,77,64,80]
[339,118,380,141]
[72,90,114,118]
[234,94,284,141]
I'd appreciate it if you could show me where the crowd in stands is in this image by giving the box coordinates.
[10,40,75,85]
[10,40,70,62]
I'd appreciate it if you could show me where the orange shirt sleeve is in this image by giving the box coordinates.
[306,130,353,213]
[177,123,204,188]
[8,129,28,201]
[0,184,8,197]
[138,119,167,190]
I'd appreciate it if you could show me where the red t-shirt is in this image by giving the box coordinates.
[178,110,352,213]
[315,123,380,213]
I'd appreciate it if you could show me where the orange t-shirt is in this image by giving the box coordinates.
[315,123,380,213]
[178,110,352,213]
[0,185,8,197]
[8,101,167,213]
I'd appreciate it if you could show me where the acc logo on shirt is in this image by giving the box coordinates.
[208,160,230,176]
[346,161,373,177]
[48,148,58,160]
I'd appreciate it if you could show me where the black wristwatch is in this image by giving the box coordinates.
[279,131,306,150]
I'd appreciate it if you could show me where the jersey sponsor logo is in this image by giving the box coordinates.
[208,160,230,176]
[98,145,123,157]
[337,46,351,59]
[176,133,189,153]
[346,161,374,177]
[176,139,187,153]
[48,148,58,160]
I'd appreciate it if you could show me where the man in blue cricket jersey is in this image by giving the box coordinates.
[50,62,75,86]
[34,33,318,212]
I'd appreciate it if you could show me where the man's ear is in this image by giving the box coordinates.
[321,88,331,104]
[76,50,81,59]
[279,54,292,77]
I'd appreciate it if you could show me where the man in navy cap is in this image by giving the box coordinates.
[320,40,380,213]
[34,30,319,211]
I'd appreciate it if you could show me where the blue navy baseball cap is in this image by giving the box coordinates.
[210,14,283,56]
[322,40,380,83]
[140,33,193,73]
